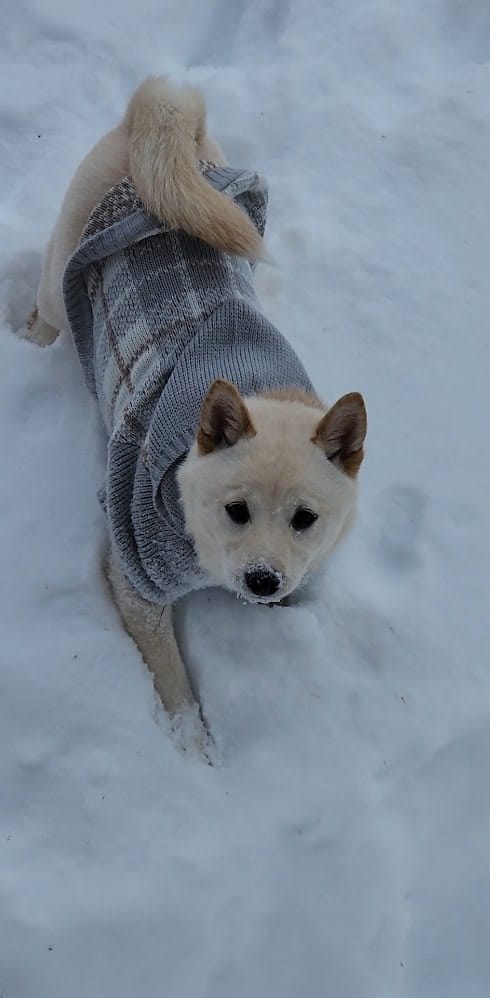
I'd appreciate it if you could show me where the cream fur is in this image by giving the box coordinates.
[125,77,262,258]
[23,76,366,750]
[31,75,232,345]
[179,396,359,603]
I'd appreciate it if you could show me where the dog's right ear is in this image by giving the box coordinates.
[312,392,367,477]
[197,379,256,454]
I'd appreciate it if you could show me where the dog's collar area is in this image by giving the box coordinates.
[234,591,289,608]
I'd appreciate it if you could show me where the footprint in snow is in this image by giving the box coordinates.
[373,485,427,574]
[0,250,41,334]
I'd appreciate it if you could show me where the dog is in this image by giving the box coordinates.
[26,76,367,742]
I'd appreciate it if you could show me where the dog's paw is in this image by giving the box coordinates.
[21,307,59,346]
[170,704,216,765]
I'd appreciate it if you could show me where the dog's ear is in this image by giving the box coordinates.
[312,392,367,477]
[198,379,256,454]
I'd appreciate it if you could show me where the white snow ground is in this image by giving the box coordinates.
[1,1,490,995]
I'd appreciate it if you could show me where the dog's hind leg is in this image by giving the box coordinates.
[24,306,59,346]
[27,121,130,346]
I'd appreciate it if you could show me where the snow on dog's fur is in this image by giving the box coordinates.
[26,76,367,753]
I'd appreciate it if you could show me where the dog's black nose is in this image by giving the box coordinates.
[245,567,281,598]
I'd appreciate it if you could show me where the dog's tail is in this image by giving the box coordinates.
[125,76,263,259]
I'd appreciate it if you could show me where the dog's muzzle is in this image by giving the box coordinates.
[244,564,283,599]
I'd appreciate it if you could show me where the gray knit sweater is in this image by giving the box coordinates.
[63,163,313,604]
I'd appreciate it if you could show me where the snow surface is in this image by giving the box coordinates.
[1,1,490,995]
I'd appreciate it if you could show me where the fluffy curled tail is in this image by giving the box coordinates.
[125,76,263,259]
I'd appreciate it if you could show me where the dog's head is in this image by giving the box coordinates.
[177,380,367,603]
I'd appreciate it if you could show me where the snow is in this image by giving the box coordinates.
[1,0,489,995]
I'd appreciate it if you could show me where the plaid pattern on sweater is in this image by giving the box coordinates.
[63,163,313,604]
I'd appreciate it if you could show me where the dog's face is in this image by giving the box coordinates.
[177,381,367,604]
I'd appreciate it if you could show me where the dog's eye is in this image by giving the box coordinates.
[225,501,251,525]
[291,507,318,531]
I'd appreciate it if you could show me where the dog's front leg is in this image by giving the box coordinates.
[107,552,195,716]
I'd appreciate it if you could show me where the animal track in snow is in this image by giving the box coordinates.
[373,485,427,574]
[0,250,41,334]
[189,0,290,67]
[442,0,490,65]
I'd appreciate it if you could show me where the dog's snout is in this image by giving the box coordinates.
[244,566,281,598]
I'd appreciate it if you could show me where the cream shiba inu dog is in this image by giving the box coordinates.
[26,76,366,743]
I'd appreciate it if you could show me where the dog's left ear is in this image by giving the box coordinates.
[312,392,367,477]
[198,379,256,454]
